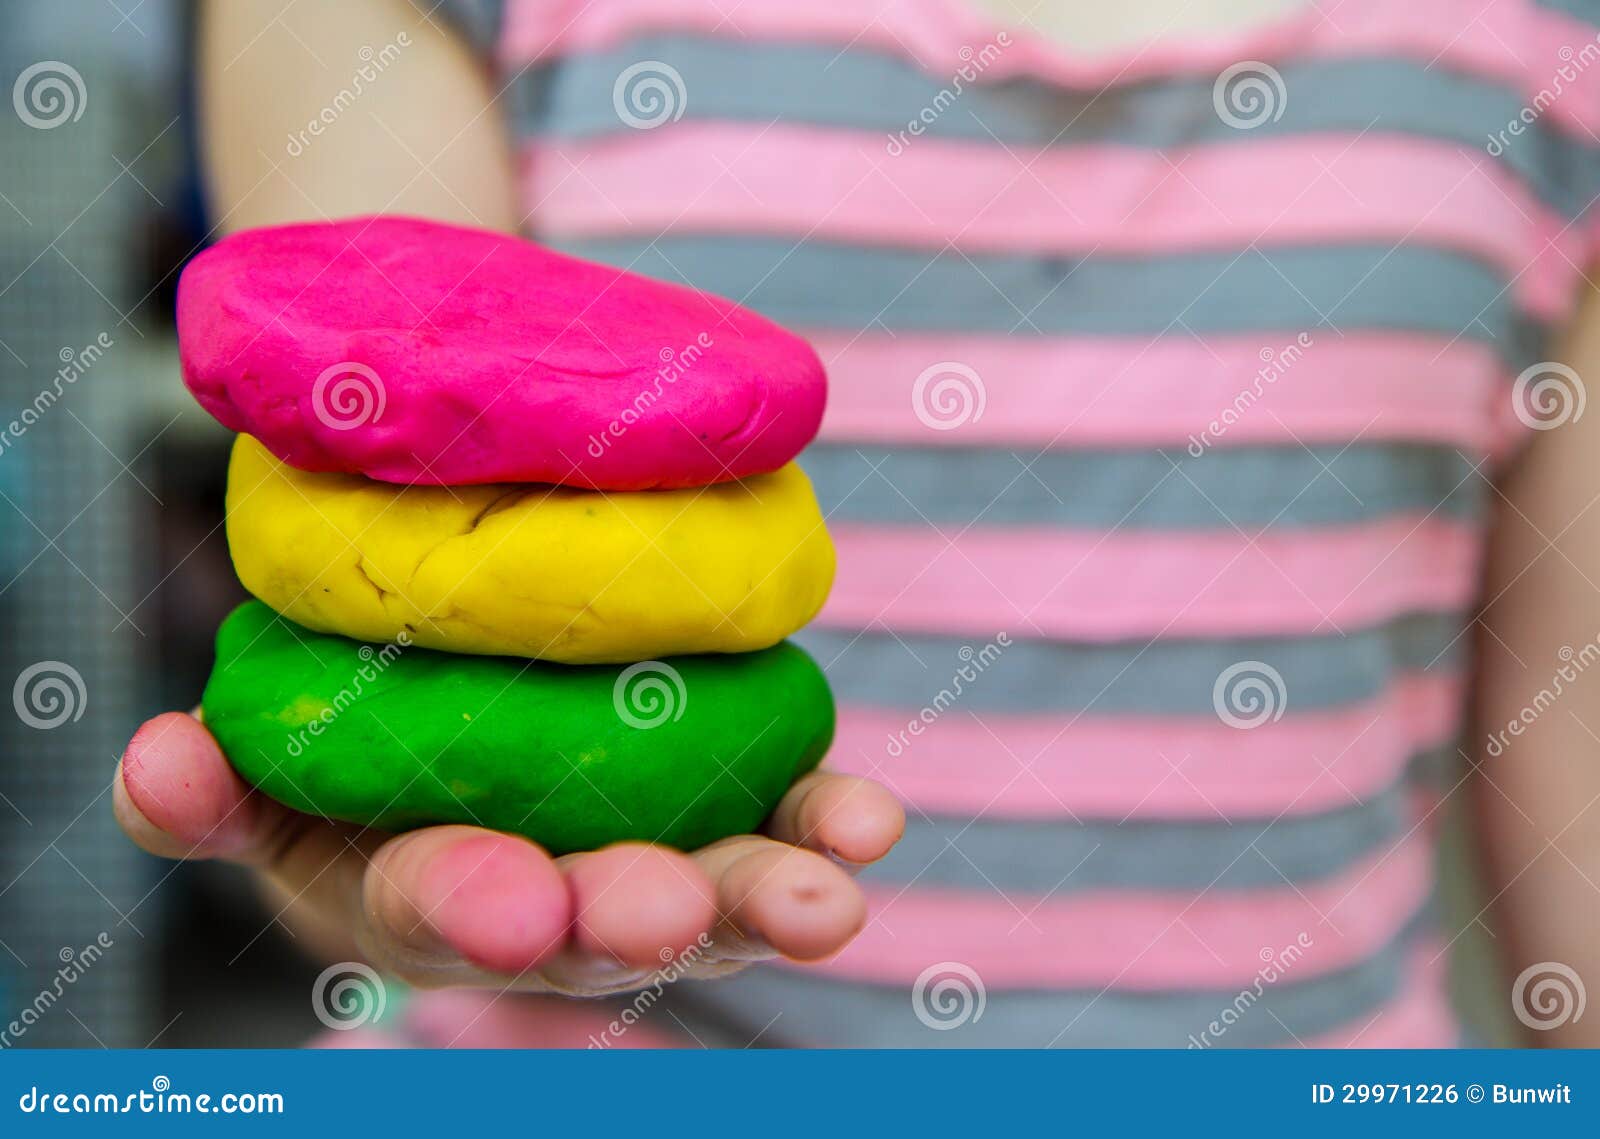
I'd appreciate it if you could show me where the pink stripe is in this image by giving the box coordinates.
[808,836,1429,987]
[827,673,1461,819]
[1300,944,1457,1048]
[501,0,1600,138]
[522,128,1581,320]
[800,332,1509,454]
[822,517,1480,641]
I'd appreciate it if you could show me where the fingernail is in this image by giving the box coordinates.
[823,847,869,873]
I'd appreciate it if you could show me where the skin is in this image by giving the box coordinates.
[116,710,900,992]
[973,0,1306,52]
[1474,281,1600,1048]
[112,0,903,998]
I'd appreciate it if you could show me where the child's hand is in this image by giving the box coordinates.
[113,711,904,996]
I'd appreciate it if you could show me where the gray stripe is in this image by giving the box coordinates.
[516,37,1600,217]
[665,905,1434,1047]
[804,443,1486,529]
[430,0,504,56]
[874,745,1450,894]
[1409,737,1462,792]
[796,612,1464,717]
[1536,1,1599,25]
[552,237,1542,364]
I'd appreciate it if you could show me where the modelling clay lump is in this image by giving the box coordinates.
[177,216,827,490]
[202,602,835,854]
[225,434,835,664]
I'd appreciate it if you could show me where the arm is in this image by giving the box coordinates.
[197,0,518,233]
[1474,280,1600,1046]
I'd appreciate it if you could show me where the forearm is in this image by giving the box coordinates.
[1474,284,1600,1047]
[198,0,517,234]
[1471,638,1600,1047]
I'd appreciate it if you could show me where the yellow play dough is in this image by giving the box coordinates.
[225,434,835,664]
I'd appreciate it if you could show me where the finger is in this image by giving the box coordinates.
[763,771,905,864]
[560,843,717,967]
[115,711,301,863]
[694,836,867,962]
[521,844,720,996]
[118,711,403,957]
[362,826,570,982]
[120,715,574,983]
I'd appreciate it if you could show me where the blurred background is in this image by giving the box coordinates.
[0,0,327,1048]
[0,0,1513,1049]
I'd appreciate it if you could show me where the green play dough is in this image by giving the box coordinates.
[201,602,834,854]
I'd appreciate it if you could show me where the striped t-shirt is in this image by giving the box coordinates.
[422,0,1600,1046]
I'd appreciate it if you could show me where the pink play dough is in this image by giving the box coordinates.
[177,216,826,489]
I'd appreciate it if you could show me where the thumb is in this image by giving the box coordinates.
[115,711,283,862]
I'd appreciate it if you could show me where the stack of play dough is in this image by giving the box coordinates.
[178,217,837,855]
